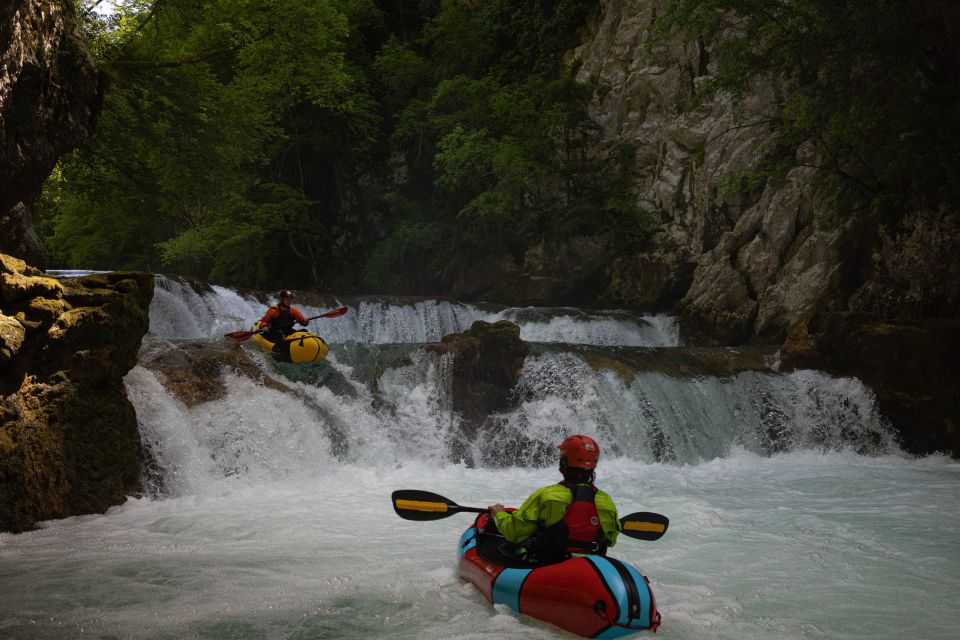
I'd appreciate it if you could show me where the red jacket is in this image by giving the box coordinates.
[260,304,307,329]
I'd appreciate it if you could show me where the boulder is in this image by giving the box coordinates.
[780,312,960,457]
[139,340,290,407]
[427,320,532,457]
[0,255,153,532]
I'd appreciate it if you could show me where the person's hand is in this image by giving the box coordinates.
[489,503,505,514]
[299,319,310,326]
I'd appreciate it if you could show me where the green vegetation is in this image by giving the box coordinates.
[657,0,960,220]
[38,0,646,292]
[44,1,956,294]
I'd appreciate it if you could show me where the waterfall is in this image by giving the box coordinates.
[130,276,899,489]
[148,275,681,346]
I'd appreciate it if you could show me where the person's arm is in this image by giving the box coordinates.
[490,486,554,543]
[292,307,308,325]
[596,490,620,547]
[490,486,572,544]
[260,307,278,327]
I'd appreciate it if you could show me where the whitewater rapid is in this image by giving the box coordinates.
[1,276,958,639]
[2,452,957,639]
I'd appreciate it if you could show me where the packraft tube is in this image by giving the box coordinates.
[251,321,329,364]
[458,514,660,638]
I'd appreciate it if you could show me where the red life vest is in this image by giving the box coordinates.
[530,482,607,564]
[561,483,605,554]
[264,305,298,338]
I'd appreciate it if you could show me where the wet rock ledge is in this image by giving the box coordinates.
[0,254,153,532]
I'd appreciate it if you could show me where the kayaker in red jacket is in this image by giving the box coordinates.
[488,434,620,565]
[259,289,309,360]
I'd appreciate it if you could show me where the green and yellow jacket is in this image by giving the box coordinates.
[492,483,620,547]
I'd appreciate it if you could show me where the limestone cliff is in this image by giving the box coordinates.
[0,0,105,268]
[571,0,958,344]
[0,254,152,532]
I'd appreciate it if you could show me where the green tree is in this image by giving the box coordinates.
[364,0,651,289]
[40,0,383,288]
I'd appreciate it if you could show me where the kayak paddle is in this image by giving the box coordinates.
[224,306,348,342]
[392,489,669,540]
[392,489,487,521]
[619,511,669,541]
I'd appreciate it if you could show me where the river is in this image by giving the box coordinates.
[1,276,957,639]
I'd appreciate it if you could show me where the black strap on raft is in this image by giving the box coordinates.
[593,560,660,633]
[594,602,662,633]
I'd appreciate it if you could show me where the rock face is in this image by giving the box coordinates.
[568,1,960,347]
[780,313,960,457]
[0,253,153,532]
[567,1,959,454]
[0,0,105,268]
[569,1,858,342]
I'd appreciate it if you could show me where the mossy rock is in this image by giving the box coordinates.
[0,374,142,532]
[11,296,71,332]
[1,271,64,305]
[0,253,40,276]
[0,313,26,366]
[0,266,154,532]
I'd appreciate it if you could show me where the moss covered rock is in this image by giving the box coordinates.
[0,312,26,365]
[0,254,153,532]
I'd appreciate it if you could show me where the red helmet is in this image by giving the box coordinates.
[557,435,600,469]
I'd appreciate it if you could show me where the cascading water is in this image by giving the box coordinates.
[1,274,957,640]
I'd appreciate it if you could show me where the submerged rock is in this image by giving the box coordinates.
[0,254,152,532]
[138,340,291,407]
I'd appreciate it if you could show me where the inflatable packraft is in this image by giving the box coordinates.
[251,321,329,364]
[458,514,660,638]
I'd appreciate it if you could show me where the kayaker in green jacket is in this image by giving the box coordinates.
[488,434,620,564]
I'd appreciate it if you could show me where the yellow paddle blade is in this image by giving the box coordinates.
[619,512,670,541]
[391,489,487,521]
[395,499,449,513]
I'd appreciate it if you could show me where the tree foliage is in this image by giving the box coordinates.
[39,0,648,292]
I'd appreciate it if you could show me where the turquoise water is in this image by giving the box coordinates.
[3,280,956,639]
[2,451,957,639]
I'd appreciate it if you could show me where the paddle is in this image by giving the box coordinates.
[619,511,669,541]
[391,489,487,521]
[391,489,669,540]
[224,306,348,342]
